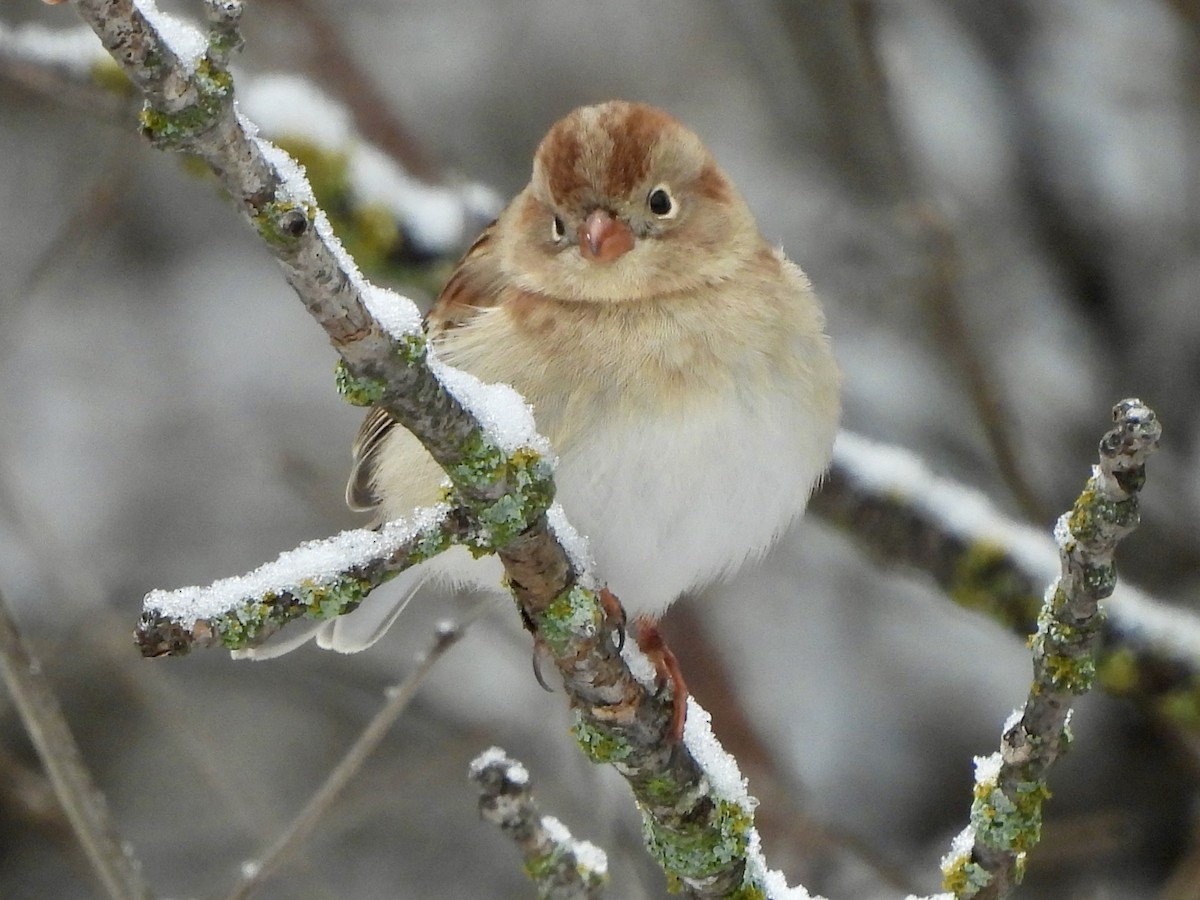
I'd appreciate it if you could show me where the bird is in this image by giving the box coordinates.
[253,101,840,730]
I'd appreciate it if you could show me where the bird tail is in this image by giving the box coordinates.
[232,565,429,659]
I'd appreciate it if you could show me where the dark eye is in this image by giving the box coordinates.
[552,215,566,241]
[648,186,675,217]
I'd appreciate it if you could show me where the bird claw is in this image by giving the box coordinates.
[599,587,627,652]
[531,640,555,693]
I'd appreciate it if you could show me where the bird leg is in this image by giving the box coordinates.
[635,616,688,741]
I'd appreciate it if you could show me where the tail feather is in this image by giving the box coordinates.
[232,565,429,659]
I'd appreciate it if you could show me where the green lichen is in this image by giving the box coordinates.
[139,57,233,148]
[941,853,992,897]
[1095,647,1140,695]
[641,798,755,885]
[641,775,684,806]
[449,438,554,549]
[1067,485,1137,545]
[209,572,383,650]
[1033,612,1098,695]
[950,539,1041,631]
[536,585,599,656]
[522,846,606,892]
[571,714,634,765]
[334,360,387,407]
[1157,687,1200,731]
[971,777,1049,858]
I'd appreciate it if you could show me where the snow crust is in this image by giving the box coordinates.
[361,283,422,340]
[547,503,597,586]
[428,347,550,457]
[144,505,449,622]
[541,816,609,876]
[137,0,207,75]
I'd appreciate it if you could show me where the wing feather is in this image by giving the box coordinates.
[345,220,508,515]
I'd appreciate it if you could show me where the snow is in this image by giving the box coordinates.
[973,752,1003,787]
[0,23,106,70]
[236,74,502,253]
[547,503,597,587]
[238,75,353,151]
[361,283,422,340]
[940,825,976,871]
[1002,708,1024,733]
[682,698,752,806]
[833,432,1200,686]
[541,816,609,875]
[143,504,450,622]
[136,0,207,75]
[467,745,529,784]
[428,346,551,456]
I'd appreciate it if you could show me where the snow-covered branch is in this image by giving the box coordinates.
[68,2,789,895]
[469,747,608,899]
[816,430,1200,730]
[939,399,1160,899]
[0,18,498,277]
[136,504,468,656]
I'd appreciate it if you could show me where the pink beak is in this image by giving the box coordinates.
[578,209,635,262]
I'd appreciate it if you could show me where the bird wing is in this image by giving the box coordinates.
[345,220,507,514]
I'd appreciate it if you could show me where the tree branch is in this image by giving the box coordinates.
[224,617,469,900]
[0,587,153,900]
[814,428,1200,730]
[469,747,608,899]
[940,399,1161,899]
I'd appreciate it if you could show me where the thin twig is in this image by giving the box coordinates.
[941,399,1161,899]
[224,610,476,900]
[0,588,153,900]
[469,747,608,899]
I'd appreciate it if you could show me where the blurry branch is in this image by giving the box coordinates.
[814,431,1200,731]
[940,399,1160,899]
[226,618,468,900]
[0,18,498,288]
[742,0,1047,521]
[0,588,153,900]
[469,747,608,899]
[257,0,440,182]
[70,1,783,895]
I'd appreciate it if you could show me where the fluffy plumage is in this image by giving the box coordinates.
[275,100,839,655]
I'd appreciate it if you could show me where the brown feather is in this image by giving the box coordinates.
[347,219,510,513]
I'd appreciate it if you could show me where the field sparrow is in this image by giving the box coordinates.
[257,101,839,718]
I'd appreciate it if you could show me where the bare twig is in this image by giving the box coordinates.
[0,588,153,900]
[941,399,1161,899]
[224,615,471,900]
[469,747,608,899]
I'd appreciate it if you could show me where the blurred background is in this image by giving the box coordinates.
[2,1,1199,897]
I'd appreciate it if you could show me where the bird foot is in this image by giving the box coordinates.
[635,618,688,741]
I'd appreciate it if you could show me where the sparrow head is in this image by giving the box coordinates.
[498,100,758,303]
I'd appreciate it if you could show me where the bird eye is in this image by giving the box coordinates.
[648,185,676,218]
[552,215,566,241]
